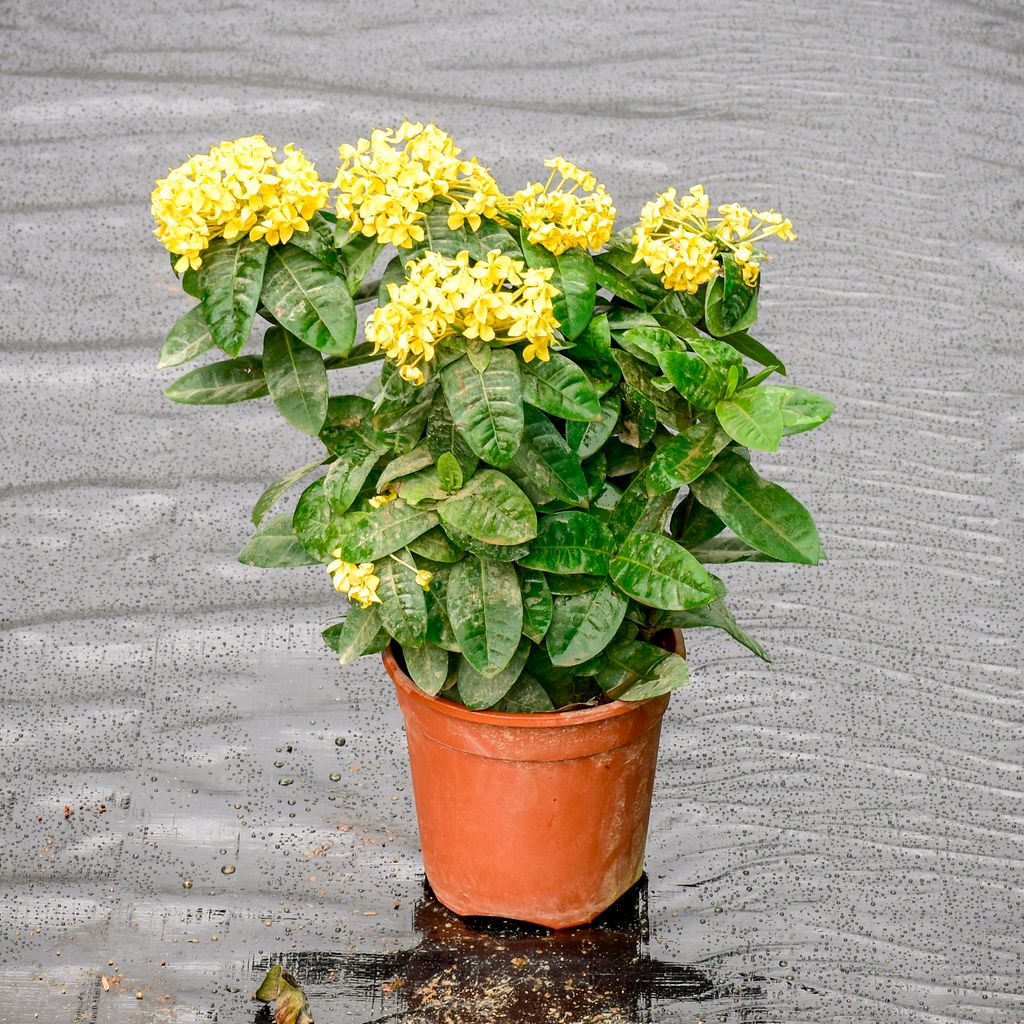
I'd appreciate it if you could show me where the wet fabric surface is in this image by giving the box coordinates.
[1,1,1022,1021]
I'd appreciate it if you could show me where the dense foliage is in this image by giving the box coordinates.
[153,124,831,712]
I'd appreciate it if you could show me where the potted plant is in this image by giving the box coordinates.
[151,123,832,929]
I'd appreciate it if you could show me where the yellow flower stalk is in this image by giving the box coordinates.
[326,552,381,609]
[333,121,504,247]
[365,249,559,383]
[506,157,616,255]
[151,135,330,272]
[632,184,795,292]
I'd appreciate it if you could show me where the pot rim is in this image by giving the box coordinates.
[383,640,672,730]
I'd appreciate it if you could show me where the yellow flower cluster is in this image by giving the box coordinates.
[334,121,503,247]
[151,135,330,272]
[365,249,559,384]
[632,184,796,292]
[326,554,381,609]
[507,157,616,255]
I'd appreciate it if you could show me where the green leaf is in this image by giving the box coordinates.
[436,452,463,493]
[492,673,556,712]
[719,329,786,375]
[607,471,674,546]
[157,305,216,369]
[292,479,344,560]
[519,510,613,575]
[252,458,327,526]
[566,394,621,459]
[423,566,460,650]
[403,643,451,695]
[377,444,434,488]
[324,604,384,666]
[322,434,385,514]
[520,233,596,340]
[656,599,770,661]
[198,236,268,356]
[597,640,689,701]
[715,387,783,451]
[671,497,725,548]
[437,469,537,545]
[377,254,407,305]
[288,211,343,271]
[334,226,385,292]
[375,548,428,647]
[656,350,723,409]
[261,244,356,356]
[408,525,465,563]
[163,355,268,405]
[262,326,329,435]
[321,394,379,449]
[373,365,437,444]
[704,254,758,336]
[687,534,780,563]
[546,581,628,667]
[464,218,520,260]
[647,421,731,494]
[609,531,717,610]
[510,406,589,505]
[615,349,689,431]
[592,260,646,307]
[447,557,523,677]
[441,523,530,562]
[519,568,553,642]
[570,313,619,377]
[237,512,318,567]
[180,265,200,299]
[616,326,687,365]
[520,352,602,422]
[456,637,530,709]
[762,385,835,435]
[689,450,822,564]
[333,499,440,563]
[426,388,478,477]
[441,351,524,468]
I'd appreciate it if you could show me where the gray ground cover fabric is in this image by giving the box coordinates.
[1,1,1022,1021]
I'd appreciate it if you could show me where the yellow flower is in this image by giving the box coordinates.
[415,569,433,591]
[334,122,503,247]
[368,484,398,509]
[326,552,381,609]
[365,248,558,381]
[632,185,794,293]
[151,135,330,270]
[503,158,616,255]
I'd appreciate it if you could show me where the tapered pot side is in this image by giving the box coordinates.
[383,631,681,930]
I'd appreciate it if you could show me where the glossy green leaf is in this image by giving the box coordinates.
[619,384,658,446]
[687,534,781,563]
[237,512,318,567]
[426,388,478,477]
[519,510,613,575]
[520,352,602,422]
[671,498,725,548]
[436,452,463,493]
[333,499,440,563]
[164,355,268,405]
[262,326,328,435]
[704,254,759,336]
[377,444,434,487]
[656,599,769,661]
[597,640,689,701]
[320,394,379,449]
[197,236,268,357]
[719,329,786,375]
[592,259,647,307]
[288,211,343,270]
[292,479,344,560]
[447,557,523,677]
[715,387,783,451]
[609,531,717,610]
[374,548,428,648]
[616,326,685,365]
[570,314,619,377]
[252,458,327,526]
[157,305,216,369]
[492,673,556,712]
[408,525,465,564]
[520,233,596,340]
[607,471,673,545]
[402,643,451,695]
[510,406,589,505]
[566,394,621,459]
[261,244,356,356]
[615,350,689,430]
[762,385,835,435]
[324,604,383,665]
[456,636,530,709]
[647,421,731,494]
[334,225,385,292]
[441,522,531,562]
[423,566,460,650]
[437,469,537,545]
[689,450,822,564]
[546,581,628,667]
[441,351,524,467]
[322,434,385,514]
[519,568,553,642]
[656,350,723,409]
[373,365,437,444]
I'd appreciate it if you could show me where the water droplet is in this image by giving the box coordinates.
[329,772,341,782]
[279,778,294,787]
[182,879,193,890]
[221,864,236,875]
[335,737,347,747]
[273,760,285,768]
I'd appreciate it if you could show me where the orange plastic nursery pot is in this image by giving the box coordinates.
[383,633,680,930]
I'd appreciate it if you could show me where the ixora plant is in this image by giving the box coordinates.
[152,123,832,928]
